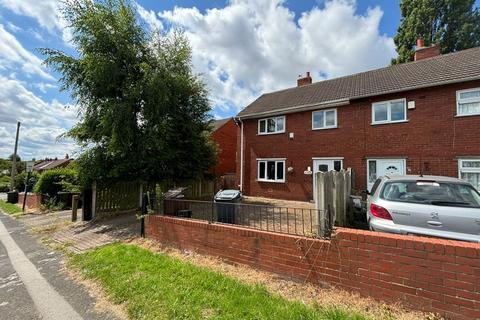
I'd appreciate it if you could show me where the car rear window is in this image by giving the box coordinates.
[380,181,480,207]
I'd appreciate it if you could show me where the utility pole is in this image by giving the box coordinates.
[10,121,20,191]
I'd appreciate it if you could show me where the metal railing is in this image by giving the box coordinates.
[160,199,331,237]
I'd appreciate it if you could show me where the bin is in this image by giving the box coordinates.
[7,191,18,204]
[214,190,241,224]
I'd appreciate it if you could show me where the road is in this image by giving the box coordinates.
[0,212,118,320]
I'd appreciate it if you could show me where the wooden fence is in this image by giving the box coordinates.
[93,181,141,218]
[314,169,352,237]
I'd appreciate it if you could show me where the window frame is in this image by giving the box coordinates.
[312,108,338,130]
[458,158,480,190]
[257,116,286,135]
[257,158,286,183]
[371,98,407,125]
[456,87,480,117]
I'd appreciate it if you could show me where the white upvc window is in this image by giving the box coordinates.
[457,88,480,116]
[458,158,480,190]
[371,99,407,124]
[258,116,285,134]
[257,158,285,182]
[312,109,337,130]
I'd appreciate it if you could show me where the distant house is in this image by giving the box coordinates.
[33,155,72,173]
[211,118,237,176]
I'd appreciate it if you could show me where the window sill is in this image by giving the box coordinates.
[312,126,338,131]
[256,179,286,184]
[455,113,480,118]
[257,131,286,136]
[371,120,409,126]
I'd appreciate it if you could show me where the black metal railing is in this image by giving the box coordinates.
[160,199,331,238]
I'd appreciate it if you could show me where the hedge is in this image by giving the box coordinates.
[34,168,79,199]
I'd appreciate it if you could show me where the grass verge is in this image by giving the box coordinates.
[70,243,366,320]
[0,200,22,215]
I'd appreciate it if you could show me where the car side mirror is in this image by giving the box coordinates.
[362,189,370,196]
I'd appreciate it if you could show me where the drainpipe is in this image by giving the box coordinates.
[234,117,244,192]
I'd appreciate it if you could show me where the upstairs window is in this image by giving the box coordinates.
[258,116,285,134]
[312,109,337,129]
[372,99,406,124]
[457,88,480,116]
[257,159,285,182]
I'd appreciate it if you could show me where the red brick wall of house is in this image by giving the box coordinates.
[236,80,480,201]
[146,215,480,320]
[212,119,237,176]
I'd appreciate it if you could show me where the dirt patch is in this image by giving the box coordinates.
[132,238,440,320]
[242,196,315,209]
[66,265,128,320]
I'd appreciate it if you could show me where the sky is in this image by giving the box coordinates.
[0,0,405,160]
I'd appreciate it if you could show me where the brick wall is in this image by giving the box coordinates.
[17,192,43,209]
[146,215,480,320]
[237,80,480,201]
[212,118,237,176]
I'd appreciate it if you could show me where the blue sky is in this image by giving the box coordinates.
[0,0,436,159]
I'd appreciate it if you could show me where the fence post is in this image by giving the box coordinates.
[139,184,143,208]
[316,172,324,237]
[335,171,346,227]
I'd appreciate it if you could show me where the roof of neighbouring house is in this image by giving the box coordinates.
[33,158,72,171]
[211,118,231,131]
[237,47,480,118]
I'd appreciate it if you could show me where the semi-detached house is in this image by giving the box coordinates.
[235,43,480,202]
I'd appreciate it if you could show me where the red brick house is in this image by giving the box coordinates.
[211,118,237,176]
[235,44,480,202]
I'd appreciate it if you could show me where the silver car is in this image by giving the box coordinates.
[367,175,480,242]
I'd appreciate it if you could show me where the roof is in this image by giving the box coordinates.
[33,159,72,171]
[237,47,480,118]
[211,118,231,131]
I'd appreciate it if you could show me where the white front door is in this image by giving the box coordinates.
[367,158,406,191]
[313,158,343,200]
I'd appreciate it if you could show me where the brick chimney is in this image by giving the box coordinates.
[414,38,440,61]
[297,72,312,87]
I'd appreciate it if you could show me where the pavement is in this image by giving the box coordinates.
[0,210,131,320]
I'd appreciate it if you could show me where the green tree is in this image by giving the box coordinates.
[41,0,215,187]
[393,0,480,64]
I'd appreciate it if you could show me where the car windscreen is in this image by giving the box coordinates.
[380,181,480,208]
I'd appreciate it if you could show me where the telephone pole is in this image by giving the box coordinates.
[10,121,20,191]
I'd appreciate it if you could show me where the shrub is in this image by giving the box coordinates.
[34,169,79,199]
[0,176,10,192]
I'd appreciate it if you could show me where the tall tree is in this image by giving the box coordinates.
[393,0,480,64]
[41,0,216,186]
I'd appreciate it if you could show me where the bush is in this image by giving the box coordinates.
[0,176,10,192]
[34,169,79,199]
[14,172,40,192]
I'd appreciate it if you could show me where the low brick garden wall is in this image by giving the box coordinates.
[17,193,43,210]
[146,215,480,320]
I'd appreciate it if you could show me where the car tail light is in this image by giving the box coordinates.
[370,203,393,220]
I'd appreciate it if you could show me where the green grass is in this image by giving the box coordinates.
[0,200,22,215]
[70,243,367,320]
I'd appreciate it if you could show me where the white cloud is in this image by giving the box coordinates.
[136,2,163,31]
[0,0,73,45]
[0,0,61,32]
[0,76,77,159]
[158,0,396,113]
[0,24,54,80]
